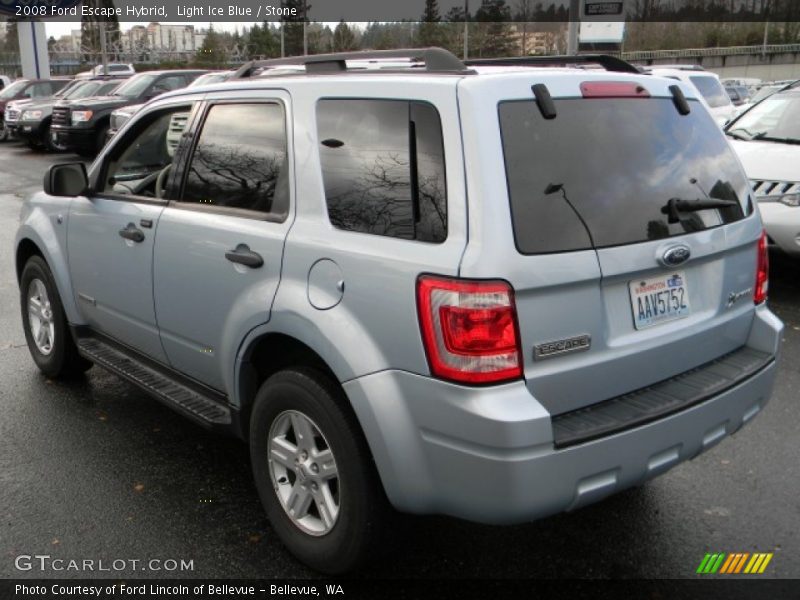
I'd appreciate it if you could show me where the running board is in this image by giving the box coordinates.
[76,336,232,428]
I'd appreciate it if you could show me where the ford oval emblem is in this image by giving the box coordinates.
[661,245,692,267]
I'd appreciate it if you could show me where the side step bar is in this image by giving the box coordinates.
[76,336,232,429]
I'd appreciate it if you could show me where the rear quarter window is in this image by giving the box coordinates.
[316,98,447,243]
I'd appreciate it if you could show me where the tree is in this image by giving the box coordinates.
[419,0,446,48]
[515,0,534,56]
[80,0,121,61]
[281,0,310,56]
[332,20,357,52]
[196,26,226,67]
[474,0,514,57]
[247,22,279,58]
[3,20,18,53]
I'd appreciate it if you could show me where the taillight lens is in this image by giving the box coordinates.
[580,81,650,98]
[416,275,523,384]
[754,230,769,305]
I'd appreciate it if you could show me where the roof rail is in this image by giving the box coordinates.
[232,48,469,78]
[464,54,641,74]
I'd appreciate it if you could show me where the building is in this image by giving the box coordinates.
[511,25,566,56]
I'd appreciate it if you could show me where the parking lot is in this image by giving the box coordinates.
[1,140,798,580]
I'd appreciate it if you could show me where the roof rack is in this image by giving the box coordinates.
[645,64,706,72]
[464,54,641,74]
[232,48,470,78]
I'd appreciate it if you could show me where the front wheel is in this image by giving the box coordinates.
[20,256,92,378]
[0,124,8,142]
[250,368,390,574]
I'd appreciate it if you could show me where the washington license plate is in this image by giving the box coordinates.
[629,271,691,330]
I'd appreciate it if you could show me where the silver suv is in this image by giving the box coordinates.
[14,49,783,573]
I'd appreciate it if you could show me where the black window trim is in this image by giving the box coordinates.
[168,98,291,224]
[315,96,449,244]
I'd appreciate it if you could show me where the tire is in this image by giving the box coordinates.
[250,368,390,574]
[20,256,92,378]
[0,124,8,142]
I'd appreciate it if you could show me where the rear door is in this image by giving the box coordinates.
[459,74,761,415]
[152,92,292,393]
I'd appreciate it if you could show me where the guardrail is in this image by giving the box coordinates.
[623,44,800,61]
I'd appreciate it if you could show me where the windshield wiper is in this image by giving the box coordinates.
[725,126,765,141]
[725,130,750,141]
[751,133,800,145]
[661,197,738,224]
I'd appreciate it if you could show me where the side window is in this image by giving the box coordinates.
[316,99,447,243]
[25,83,48,98]
[181,103,288,217]
[151,75,185,95]
[103,105,193,198]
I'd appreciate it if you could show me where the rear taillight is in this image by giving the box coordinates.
[754,230,769,305]
[416,275,523,385]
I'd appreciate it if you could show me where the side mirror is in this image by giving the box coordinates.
[44,163,89,197]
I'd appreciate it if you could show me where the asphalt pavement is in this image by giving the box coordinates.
[0,141,798,580]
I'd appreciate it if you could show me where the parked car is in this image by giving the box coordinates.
[106,70,236,140]
[725,85,751,106]
[726,82,800,257]
[50,69,207,156]
[8,78,126,151]
[731,81,797,119]
[15,50,781,574]
[648,67,737,125]
[0,75,12,90]
[91,63,136,77]
[0,78,71,141]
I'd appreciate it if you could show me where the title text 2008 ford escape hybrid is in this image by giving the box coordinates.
[15,50,782,573]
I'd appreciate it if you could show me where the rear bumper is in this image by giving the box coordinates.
[344,306,782,524]
[760,202,800,256]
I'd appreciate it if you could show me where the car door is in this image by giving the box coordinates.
[152,92,293,392]
[67,100,199,362]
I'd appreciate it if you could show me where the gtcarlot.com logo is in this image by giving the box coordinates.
[697,552,774,575]
[15,555,194,573]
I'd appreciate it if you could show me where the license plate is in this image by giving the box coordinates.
[629,271,691,330]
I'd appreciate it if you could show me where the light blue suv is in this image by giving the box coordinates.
[15,49,782,573]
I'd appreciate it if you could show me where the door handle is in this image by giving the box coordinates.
[119,223,145,243]
[225,245,263,268]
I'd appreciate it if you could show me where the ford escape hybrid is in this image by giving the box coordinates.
[15,49,782,573]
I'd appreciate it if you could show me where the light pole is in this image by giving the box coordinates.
[99,20,109,74]
[463,0,469,60]
[567,0,580,55]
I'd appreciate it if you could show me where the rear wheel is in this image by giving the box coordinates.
[250,368,390,574]
[20,256,92,378]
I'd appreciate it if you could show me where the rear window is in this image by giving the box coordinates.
[690,75,730,108]
[499,98,750,255]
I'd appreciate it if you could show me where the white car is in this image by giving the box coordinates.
[726,83,800,256]
[649,67,737,125]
